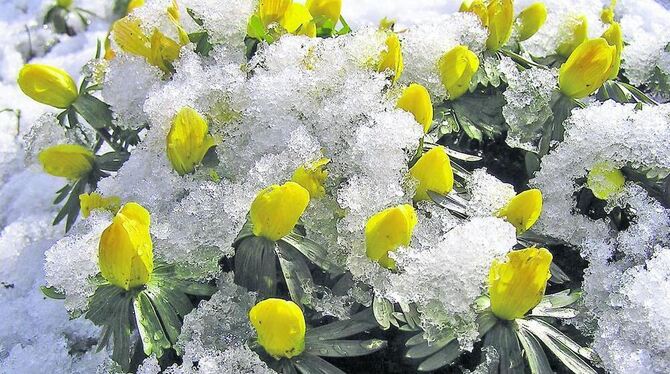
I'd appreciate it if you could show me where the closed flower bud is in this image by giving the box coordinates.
[38,144,94,180]
[306,0,341,27]
[485,0,514,51]
[365,204,417,269]
[249,298,306,358]
[438,45,480,100]
[396,83,433,133]
[587,162,625,200]
[409,147,454,201]
[516,2,547,42]
[291,158,330,198]
[79,193,121,218]
[496,188,542,234]
[559,38,616,99]
[17,64,79,109]
[250,182,310,241]
[601,22,623,79]
[166,107,217,176]
[460,0,488,27]
[556,15,588,58]
[279,3,316,37]
[259,0,293,27]
[377,33,404,84]
[489,247,552,320]
[98,203,153,291]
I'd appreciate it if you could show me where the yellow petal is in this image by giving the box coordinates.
[559,38,616,99]
[556,14,588,58]
[488,247,552,320]
[167,0,190,45]
[587,161,625,200]
[516,2,547,42]
[112,16,152,59]
[126,0,145,14]
[601,22,623,79]
[496,189,543,234]
[437,45,480,101]
[98,202,153,291]
[409,147,454,201]
[459,0,489,27]
[249,298,306,358]
[291,158,330,198]
[148,29,182,73]
[38,144,94,180]
[600,0,617,24]
[17,64,79,109]
[305,0,341,27]
[250,182,310,241]
[166,107,217,176]
[259,0,293,27]
[485,0,514,51]
[377,33,404,84]
[365,204,417,269]
[79,193,121,218]
[397,83,433,133]
[279,3,315,37]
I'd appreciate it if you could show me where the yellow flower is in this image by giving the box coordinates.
[559,38,616,99]
[516,2,547,42]
[601,22,623,79]
[112,16,181,73]
[166,107,217,176]
[409,147,454,202]
[166,0,190,45]
[556,15,588,57]
[38,144,94,180]
[459,0,488,27]
[396,83,433,133]
[306,0,341,27]
[259,0,293,27]
[126,0,145,13]
[496,189,542,234]
[377,33,404,84]
[79,193,121,218]
[365,204,417,269]
[437,45,480,100]
[587,162,625,200]
[249,298,306,358]
[279,3,316,37]
[489,247,553,320]
[250,182,310,241]
[485,0,514,51]
[57,0,73,8]
[291,158,330,198]
[17,64,79,109]
[98,203,153,291]
[600,0,617,24]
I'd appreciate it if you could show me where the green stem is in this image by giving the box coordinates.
[618,82,659,106]
[499,49,548,70]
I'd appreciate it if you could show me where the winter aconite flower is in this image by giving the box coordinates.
[601,22,623,79]
[126,0,144,13]
[459,0,488,27]
[250,182,310,241]
[365,204,417,269]
[279,3,316,37]
[306,0,341,27]
[166,107,217,176]
[516,2,547,42]
[488,247,552,320]
[259,0,292,27]
[291,158,330,198]
[587,162,625,200]
[17,64,79,109]
[98,203,153,291]
[38,144,94,180]
[556,15,588,58]
[485,0,514,51]
[601,0,617,24]
[496,188,542,234]
[396,83,433,133]
[559,38,616,99]
[112,16,181,73]
[79,193,121,218]
[377,33,403,83]
[249,298,306,358]
[409,146,454,202]
[438,45,480,100]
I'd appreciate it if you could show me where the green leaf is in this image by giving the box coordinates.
[293,353,346,374]
[186,8,205,26]
[336,16,351,36]
[72,93,114,130]
[282,233,345,275]
[538,92,578,156]
[247,14,267,40]
[483,322,525,374]
[516,327,552,374]
[519,318,597,364]
[96,151,130,172]
[427,191,468,219]
[406,332,456,359]
[40,285,66,299]
[233,218,254,246]
[372,296,394,330]
[234,236,278,297]
[531,289,582,319]
[417,340,461,372]
[549,262,571,284]
[53,178,86,232]
[53,183,73,205]
[133,291,172,357]
[405,332,427,347]
[451,91,506,139]
[144,287,183,345]
[305,309,378,342]
[276,242,315,307]
[306,339,387,357]
[477,310,498,337]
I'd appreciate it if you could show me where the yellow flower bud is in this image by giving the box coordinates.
[98,203,154,291]
[556,15,588,58]
[306,0,341,27]
[112,17,181,73]
[485,0,514,51]
[496,189,542,234]
[409,147,454,202]
[291,158,330,198]
[166,107,216,176]
[365,204,417,269]
[459,0,488,27]
[396,83,433,133]
[126,0,145,13]
[489,247,552,320]
[516,2,547,42]
[279,3,316,37]
[38,144,94,180]
[587,162,625,200]
[250,182,310,241]
[249,298,306,358]
[79,193,121,218]
[57,0,73,8]
[259,0,293,27]
[17,64,79,109]
[437,45,480,101]
[601,22,623,79]
[377,33,404,84]
[559,38,616,99]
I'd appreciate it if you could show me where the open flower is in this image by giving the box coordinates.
[79,193,121,218]
[98,202,153,291]
[291,158,330,198]
[559,38,616,99]
[601,21,623,79]
[112,15,182,73]
[38,144,94,180]
[250,182,310,241]
[306,0,341,27]
[279,3,316,37]
[17,64,79,109]
[485,0,514,51]
[496,188,542,234]
[365,204,417,269]
[377,33,404,84]
[249,298,306,358]
[488,247,552,320]
[166,107,217,176]
[556,14,588,57]
[587,161,625,200]
[460,0,488,27]
[409,146,454,201]
[438,45,480,100]
[516,2,547,41]
[396,83,433,133]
